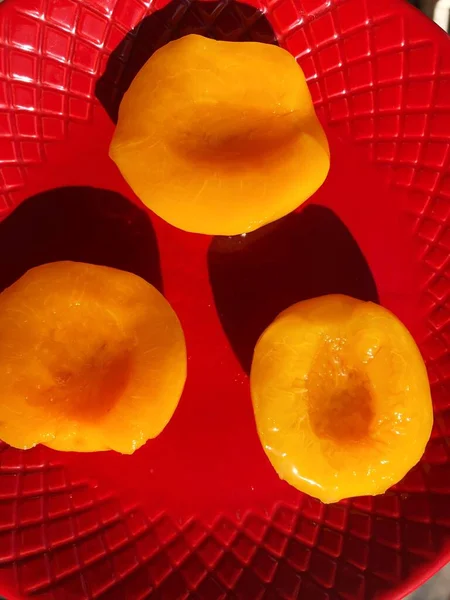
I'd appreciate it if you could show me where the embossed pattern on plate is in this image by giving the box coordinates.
[0,0,449,598]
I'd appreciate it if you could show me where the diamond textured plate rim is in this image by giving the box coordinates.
[0,0,449,599]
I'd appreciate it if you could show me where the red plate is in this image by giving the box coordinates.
[0,0,449,598]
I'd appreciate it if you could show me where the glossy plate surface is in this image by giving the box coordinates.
[0,0,449,598]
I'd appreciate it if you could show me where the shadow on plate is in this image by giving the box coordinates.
[208,204,379,373]
[0,186,162,292]
[96,0,277,123]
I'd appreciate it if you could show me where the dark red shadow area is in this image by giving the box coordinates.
[95,0,277,123]
[0,186,161,292]
[208,204,379,373]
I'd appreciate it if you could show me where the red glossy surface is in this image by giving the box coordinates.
[0,0,449,598]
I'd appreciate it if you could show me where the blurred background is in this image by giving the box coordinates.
[409,0,450,30]
[408,565,450,600]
